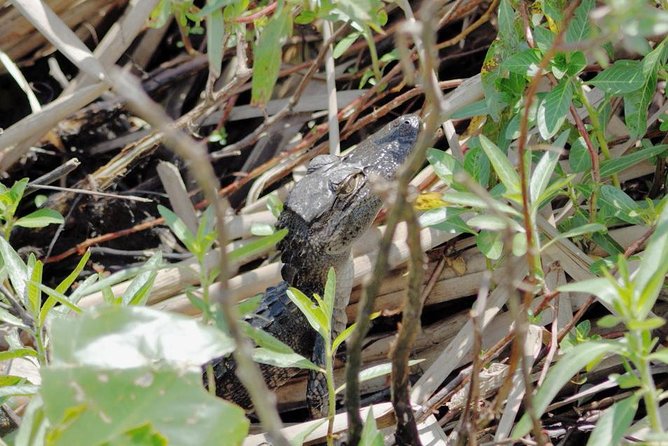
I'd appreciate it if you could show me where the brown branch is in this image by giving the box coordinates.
[391,205,425,446]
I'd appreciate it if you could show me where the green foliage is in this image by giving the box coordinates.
[16,306,247,446]
[513,199,668,441]
[0,178,63,239]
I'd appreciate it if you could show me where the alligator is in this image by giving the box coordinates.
[209,114,421,415]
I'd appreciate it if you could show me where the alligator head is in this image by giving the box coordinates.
[277,114,421,293]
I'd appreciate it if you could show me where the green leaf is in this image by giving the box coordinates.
[206,9,225,78]
[41,366,247,446]
[542,223,607,251]
[586,394,639,446]
[478,135,520,195]
[502,48,542,76]
[335,360,423,394]
[569,136,592,173]
[229,229,287,264]
[241,320,293,354]
[252,348,321,372]
[106,423,167,446]
[14,208,64,228]
[40,251,91,325]
[599,144,668,178]
[157,205,196,253]
[250,222,275,236]
[332,323,356,353]
[558,278,618,308]
[649,348,668,364]
[333,32,361,58]
[0,348,38,361]
[7,178,29,217]
[634,198,668,319]
[598,185,643,225]
[323,267,336,326]
[537,79,573,139]
[426,148,462,186]
[286,288,328,337]
[464,145,491,189]
[289,420,326,446]
[0,236,28,300]
[477,230,503,260]
[530,146,563,206]
[627,317,665,331]
[0,307,29,329]
[251,7,292,106]
[121,251,162,306]
[26,257,43,316]
[565,0,594,44]
[359,406,383,446]
[589,60,644,95]
[450,99,489,120]
[597,315,622,328]
[623,42,666,138]
[440,190,521,217]
[50,305,234,369]
[512,342,616,438]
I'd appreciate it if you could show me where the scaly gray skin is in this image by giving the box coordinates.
[208,115,420,413]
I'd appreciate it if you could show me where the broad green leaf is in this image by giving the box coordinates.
[106,423,167,446]
[600,144,668,179]
[565,0,594,44]
[537,79,573,139]
[464,145,491,189]
[627,317,665,331]
[0,384,38,398]
[35,283,82,314]
[634,198,668,319]
[41,366,247,446]
[477,230,503,260]
[598,185,643,225]
[426,148,462,186]
[287,288,328,336]
[228,229,287,263]
[589,60,644,95]
[569,136,592,173]
[359,406,383,446]
[502,48,542,76]
[623,42,666,138]
[206,9,224,78]
[251,7,292,106]
[467,215,523,233]
[512,342,616,438]
[586,394,640,446]
[14,208,64,228]
[50,306,234,369]
[121,251,162,306]
[478,135,520,195]
[649,348,668,364]
[498,0,520,48]
[252,348,320,372]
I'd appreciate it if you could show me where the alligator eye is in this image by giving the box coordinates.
[337,172,364,195]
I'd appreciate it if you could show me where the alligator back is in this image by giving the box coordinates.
[209,281,314,409]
